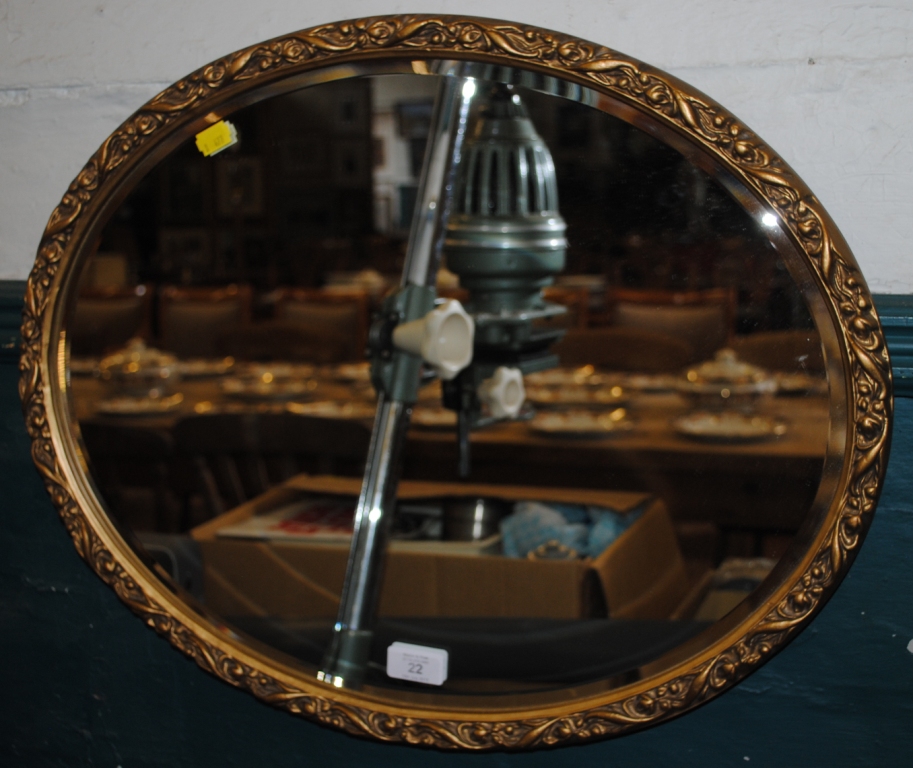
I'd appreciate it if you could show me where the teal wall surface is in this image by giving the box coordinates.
[2,282,911,766]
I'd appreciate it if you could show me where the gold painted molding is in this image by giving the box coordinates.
[20,15,891,749]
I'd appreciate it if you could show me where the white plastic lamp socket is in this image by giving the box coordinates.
[391,299,475,380]
[477,366,526,419]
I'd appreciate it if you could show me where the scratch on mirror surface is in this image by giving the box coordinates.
[0,88,28,107]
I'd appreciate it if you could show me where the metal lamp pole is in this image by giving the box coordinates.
[318,76,477,689]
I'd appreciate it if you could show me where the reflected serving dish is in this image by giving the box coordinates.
[97,338,180,397]
[676,348,776,412]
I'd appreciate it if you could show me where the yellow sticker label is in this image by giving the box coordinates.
[195,120,238,157]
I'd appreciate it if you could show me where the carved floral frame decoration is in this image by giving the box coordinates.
[20,16,891,749]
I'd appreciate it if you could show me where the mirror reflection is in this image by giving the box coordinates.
[66,71,829,697]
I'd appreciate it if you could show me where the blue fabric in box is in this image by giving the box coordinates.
[501,500,646,559]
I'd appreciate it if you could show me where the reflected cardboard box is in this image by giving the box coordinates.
[191,475,700,622]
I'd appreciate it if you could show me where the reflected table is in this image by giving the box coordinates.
[403,392,829,532]
[69,363,829,535]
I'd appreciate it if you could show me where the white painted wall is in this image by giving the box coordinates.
[2,1,911,291]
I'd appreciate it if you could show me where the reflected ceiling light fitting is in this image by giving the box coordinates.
[443,82,568,475]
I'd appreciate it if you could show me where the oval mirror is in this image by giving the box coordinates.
[21,16,892,749]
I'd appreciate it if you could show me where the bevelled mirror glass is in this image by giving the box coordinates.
[21,16,891,749]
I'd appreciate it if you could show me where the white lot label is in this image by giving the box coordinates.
[386,642,448,686]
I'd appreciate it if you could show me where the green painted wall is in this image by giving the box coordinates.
[2,282,911,766]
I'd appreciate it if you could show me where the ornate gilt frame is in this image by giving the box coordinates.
[20,15,892,749]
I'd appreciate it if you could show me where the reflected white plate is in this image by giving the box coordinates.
[529,408,633,437]
[95,393,184,416]
[525,367,597,387]
[233,362,316,380]
[775,372,828,395]
[525,384,627,408]
[176,358,235,378]
[220,378,317,400]
[287,401,376,420]
[411,406,458,428]
[330,362,371,382]
[620,373,681,393]
[673,411,787,442]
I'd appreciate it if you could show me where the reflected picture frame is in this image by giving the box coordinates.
[215,156,264,217]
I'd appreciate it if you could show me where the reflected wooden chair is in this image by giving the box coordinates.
[158,284,252,359]
[608,287,735,362]
[172,412,266,521]
[79,421,177,532]
[552,327,694,372]
[216,321,331,362]
[436,286,470,304]
[70,285,152,356]
[172,412,371,520]
[541,286,590,329]
[730,330,825,373]
[437,286,589,329]
[258,412,372,480]
[274,288,370,363]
